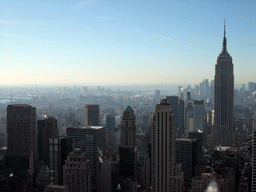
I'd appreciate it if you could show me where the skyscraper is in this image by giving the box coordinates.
[193,100,204,132]
[213,23,235,146]
[63,149,91,192]
[120,106,136,147]
[48,136,72,185]
[66,125,105,191]
[166,96,179,129]
[119,106,137,181]
[83,104,100,126]
[43,116,58,166]
[106,115,115,131]
[7,104,37,176]
[151,98,184,192]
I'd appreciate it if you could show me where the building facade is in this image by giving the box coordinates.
[49,136,72,185]
[7,104,37,176]
[83,105,100,126]
[151,98,184,192]
[213,24,235,146]
[193,100,204,132]
[66,126,105,191]
[63,149,91,192]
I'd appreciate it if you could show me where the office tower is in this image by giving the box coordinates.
[213,23,235,146]
[185,101,194,134]
[203,79,209,98]
[252,116,256,191]
[176,138,198,188]
[151,98,184,192]
[119,106,137,182]
[154,89,161,101]
[97,160,119,192]
[83,104,100,126]
[106,115,115,131]
[120,106,136,146]
[63,149,91,192]
[166,96,179,129]
[178,90,185,134]
[188,132,203,162]
[40,116,58,166]
[66,126,105,191]
[7,104,37,176]
[49,136,72,185]
[193,100,204,132]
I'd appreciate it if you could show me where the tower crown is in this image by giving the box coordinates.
[220,20,230,57]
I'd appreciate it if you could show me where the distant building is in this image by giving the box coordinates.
[178,90,185,134]
[106,115,115,131]
[63,149,91,192]
[49,136,72,185]
[193,100,204,132]
[142,114,150,132]
[7,104,37,177]
[185,101,194,134]
[83,104,100,126]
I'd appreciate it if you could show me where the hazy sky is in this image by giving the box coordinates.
[1,0,255,86]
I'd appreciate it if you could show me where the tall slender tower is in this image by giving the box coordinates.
[121,106,136,147]
[214,22,235,146]
[151,98,184,192]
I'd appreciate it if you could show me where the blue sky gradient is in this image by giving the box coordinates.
[1,0,255,86]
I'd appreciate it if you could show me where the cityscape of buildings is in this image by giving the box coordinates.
[0,2,256,191]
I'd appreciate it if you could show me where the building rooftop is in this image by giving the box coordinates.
[125,106,133,112]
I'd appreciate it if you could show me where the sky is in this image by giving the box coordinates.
[1,0,255,86]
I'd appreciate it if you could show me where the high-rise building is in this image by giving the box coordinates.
[106,115,115,131]
[66,125,105,191]
[120,106,136,147]
[151,98,184,192]
[83,104,100,126]
[176,138,198,188]
[63,149,91,192]
[178,90,185,134]
[166,96,179,129]
[252,116,256,191]
[193,100,204,132]
[49,136,72,185]
[185,101,194,134]
[213,23,235,146]
[7,104,37,176]
[119,106,137,182]
[39,116,58,166]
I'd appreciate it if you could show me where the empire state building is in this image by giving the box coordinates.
[214,23,235,147]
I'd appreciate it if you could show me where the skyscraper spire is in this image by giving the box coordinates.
[221,19,228,55]
[224,19,226,37]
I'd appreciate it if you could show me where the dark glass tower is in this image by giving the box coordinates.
[214,22,235,146]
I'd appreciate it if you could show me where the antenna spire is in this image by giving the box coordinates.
[224,19,226,38]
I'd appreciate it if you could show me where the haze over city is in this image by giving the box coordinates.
[1,0,255,86]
